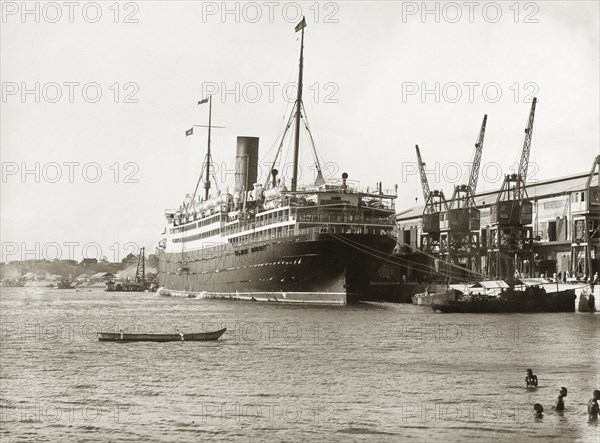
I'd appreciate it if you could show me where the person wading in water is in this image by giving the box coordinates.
[525,369,538,387]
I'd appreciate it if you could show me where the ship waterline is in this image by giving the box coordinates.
[158,224,397,305]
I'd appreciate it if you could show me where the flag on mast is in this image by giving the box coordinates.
[198,98,209,105]
[185,128,193,136]
[295,16,306,32]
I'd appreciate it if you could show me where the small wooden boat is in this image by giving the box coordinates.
[54,279,75,289]
[97,328,226,342]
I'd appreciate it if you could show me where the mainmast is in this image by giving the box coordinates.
[291,17,307,192]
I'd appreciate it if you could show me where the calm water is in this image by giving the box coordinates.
[1,287,599,442]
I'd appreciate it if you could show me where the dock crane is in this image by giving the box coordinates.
[416,145,448,259]
[440,114,487,277]
[486,98,537,279]
[135,247,146,286]
[570,155,600,279]
[448,114,487,210]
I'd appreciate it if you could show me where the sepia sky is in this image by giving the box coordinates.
[1,1,599,261]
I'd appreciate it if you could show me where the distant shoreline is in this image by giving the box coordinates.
[0,255,159,283]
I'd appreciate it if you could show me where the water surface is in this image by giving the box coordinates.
[1,288,599,442]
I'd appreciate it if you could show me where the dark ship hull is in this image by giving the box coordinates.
[432,289,576,313]
[158,232,395,305]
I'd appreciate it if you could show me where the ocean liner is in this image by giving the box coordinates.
[157,18,397,305]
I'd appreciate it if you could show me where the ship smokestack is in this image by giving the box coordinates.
[271,169,278,188]
[235,136,259,194]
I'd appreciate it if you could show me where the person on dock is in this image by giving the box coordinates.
[176,328,184,341]
[553,387,567,411]
[533,403,544,418]
[525,369,538,387]
[588,390,600,418]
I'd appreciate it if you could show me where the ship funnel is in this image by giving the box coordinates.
[235,136,259,194]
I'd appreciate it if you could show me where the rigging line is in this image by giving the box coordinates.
[304,89,325,161]
[380,251,476,281]
[302,120,322,177]
[259,131,282,162]
[340,231,486,279]
[355,238,482,282]
[264,107,296,179]
[275,50,298,132]
[345,232,485,280]
[303,101,328,173]
[261,59,297,170]
[328,233,480,282]
[391,235,487,279]
[263,106,296,188]
[211,174,221,193]
[332,235,479,283]
[258,117,292,174]
[258,95,298,177]
[300,101,324,176]
[282,119,295,181]
[482,177,598,204]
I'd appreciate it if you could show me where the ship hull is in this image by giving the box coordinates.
[431,289,576,313]
[158,232,395,305]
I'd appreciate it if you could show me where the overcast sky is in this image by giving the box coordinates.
[1,1,599,262]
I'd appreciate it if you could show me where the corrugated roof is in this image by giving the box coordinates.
[520,278,550,286]
[396,205,425,220]
[397,171,598,221]
[480,280,510,289]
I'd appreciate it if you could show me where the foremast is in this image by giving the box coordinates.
[204,95,213,200]
[291,16,307,192]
